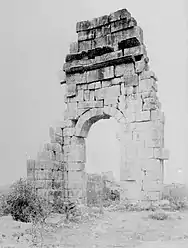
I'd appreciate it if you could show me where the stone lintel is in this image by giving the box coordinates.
[63,45,146,74]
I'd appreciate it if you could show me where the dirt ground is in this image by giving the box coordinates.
[0,208,188,248]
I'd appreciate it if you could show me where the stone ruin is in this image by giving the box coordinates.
[27,8,169,204]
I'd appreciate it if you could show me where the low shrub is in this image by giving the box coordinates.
[162,195,188,211]
[0,178,53,223]
[148,210,169,220]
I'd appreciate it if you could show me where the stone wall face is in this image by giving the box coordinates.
[27,128,66,202]
[27,8,169,204]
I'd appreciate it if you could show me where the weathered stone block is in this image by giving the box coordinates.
[126,96,142,113]
[95,88,106,100]
[50,143,62,153]
[68,162,85,171]
[124,45,147,57]
[63,145,71,154]
[27,159,36,170]
[139,159,162,175]
[143,97,159,111]
[37,161,54,170]
[138,78,158,93]
[63,127,75,137]
[123,109,136,122]
[68,181,84,189]
[63,119,76,128]
[109,8,131,22]
[71,136,85,146]
[150,110,165,123]
[46,180,52,189]
[103,66,114,79]
[89,90,95,101]
[111,17,137,33]
[136,111,150,122]
[95,81,101,89]
[137,147,154,159]
[76,89,84,101]
[104,97,118,106]
[123,74,139,86]
[77,100,103,109]
[102,80,112,88]
[78,29,95,41]
[112,26,143,47]
[141,90,157,99]
[53,180,64,189]
[69,41,78,54]
[52,170,63,181]
[88,83,95,90]
[68,171,85,181]
[91,35,112,49]
[67,102,78,119]
[86,70,99,83]
[153,148,169,160]
[111,77,122,85]
[101,25,111,36]
[55,152,64,162]
[86,66,114,83]
[66,145,86,162]
[95,26,103,39]
[139,70,158,81]
[76,20,94,32]
[119,180,141,200]
[120,83,126,95]
[83,90,90,101]
[67,188,83,200]
[63,136,71,146]
[115,63,135,77]
[37,151,56,161]
[105,85,121,99]
[27,169,35,180]
[78,40,92,52]
[66,72,87,85]
[144,128,163,148]
[35,170,47,180]
[125,86,133,96]
[76,108,88,118]
[118,95,126,111]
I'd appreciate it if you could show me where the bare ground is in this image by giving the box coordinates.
[0,208,188,248]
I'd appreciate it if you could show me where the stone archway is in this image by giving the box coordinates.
[70,107,126,204]
[63,107,126,202]
[27,8,169,204]
[59,8,169,203]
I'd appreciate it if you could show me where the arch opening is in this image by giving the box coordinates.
[85,117,121,182]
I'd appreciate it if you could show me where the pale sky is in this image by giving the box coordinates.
[0,0,187,186]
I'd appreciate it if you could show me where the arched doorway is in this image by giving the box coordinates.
[85,117,121,206]
[65,107,127,204]
[85,117,121,181]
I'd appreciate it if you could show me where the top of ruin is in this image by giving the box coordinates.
[76,8,135,32]
[61,8,148,83]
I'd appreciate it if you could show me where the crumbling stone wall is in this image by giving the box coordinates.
[27,8,169,204]
[27,128,66,202]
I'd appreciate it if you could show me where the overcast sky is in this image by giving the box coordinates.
[0,0,187,185]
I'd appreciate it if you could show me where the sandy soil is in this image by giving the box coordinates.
[0,209,188,248]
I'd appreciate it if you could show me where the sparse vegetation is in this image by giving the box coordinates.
[0,178,53,223]
[161,195,188,211]
[148,210,169,220]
